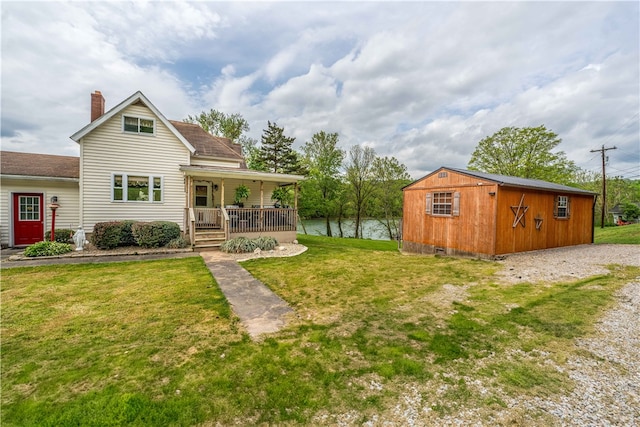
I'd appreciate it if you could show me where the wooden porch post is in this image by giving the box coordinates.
[220,179,225,207]
[260,181,264,208]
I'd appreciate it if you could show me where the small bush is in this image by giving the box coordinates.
[132,221,181,248]
[45,229,74,243]
[166,236,189,249]
[119,220,137,246]
[24,241,73,257]
[254,236,279,251]
[220,236,279,253]
[91,221,123,249]
[220,237,257,253]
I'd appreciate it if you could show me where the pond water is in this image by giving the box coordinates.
[297,218,394,241]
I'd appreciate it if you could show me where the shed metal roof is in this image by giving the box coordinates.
[447,167,597,195]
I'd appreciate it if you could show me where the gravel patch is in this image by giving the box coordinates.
[495,244,640,284]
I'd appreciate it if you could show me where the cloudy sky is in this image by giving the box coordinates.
[2,1,638,179]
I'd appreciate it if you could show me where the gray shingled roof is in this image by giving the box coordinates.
[1,151,79,179]
[169,121,245,163]
[448,167,597,195]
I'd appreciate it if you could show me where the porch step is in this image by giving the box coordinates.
[193,230,226,251]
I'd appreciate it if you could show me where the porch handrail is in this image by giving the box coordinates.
[188,207,195,246]
[221,207,229,241]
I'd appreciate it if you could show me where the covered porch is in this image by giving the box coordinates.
[180,165,304,249]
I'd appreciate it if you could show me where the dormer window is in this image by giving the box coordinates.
[123,115,155,135]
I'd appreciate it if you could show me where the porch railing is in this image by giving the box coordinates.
[189,207,297,240]
[226,207,297,234]
[194,208,223,229]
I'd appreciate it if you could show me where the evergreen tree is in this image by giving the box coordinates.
[257,121,302,174]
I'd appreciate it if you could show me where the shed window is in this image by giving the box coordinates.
[427,191,460,217]
[554,195,570,219]
[123,116,155,135]
[112,174,163,202]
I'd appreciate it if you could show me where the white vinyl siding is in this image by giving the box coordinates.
[190,157,242,168]
[79,104,190,232]
[0,178,79,247]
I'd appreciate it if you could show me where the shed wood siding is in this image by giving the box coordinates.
[402,168,595,258]
[80,104,190,232]
[0,178,79,246]
[402,171,497,256]
[495,188,594,255]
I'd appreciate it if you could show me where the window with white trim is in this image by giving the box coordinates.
[112,174,163,202]
[426,191,460,216]
[123,115,155,135]
[554,195,570,219]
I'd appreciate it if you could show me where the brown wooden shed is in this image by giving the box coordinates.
[402,167,598,258]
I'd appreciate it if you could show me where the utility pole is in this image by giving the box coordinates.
[590,145,617,228]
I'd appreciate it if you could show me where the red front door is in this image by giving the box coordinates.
[13,193,44,246]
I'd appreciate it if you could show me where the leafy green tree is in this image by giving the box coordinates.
[622,202,640,221]
[370,156,412,239]
[301,131,345,236]
[257,121,304,174]
[184,109,268,171]
[573,170,640,225]
[184,109,249,142]
[345,145,377,239]
[468,125,578,184]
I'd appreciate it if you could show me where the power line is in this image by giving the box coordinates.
[590,145,617,228]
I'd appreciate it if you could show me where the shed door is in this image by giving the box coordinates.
[13,193,44,246]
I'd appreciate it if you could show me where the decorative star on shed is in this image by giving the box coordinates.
[511,194,529,228]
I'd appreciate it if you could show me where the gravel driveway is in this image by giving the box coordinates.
[333,244,640,426]
[492,244,640,426]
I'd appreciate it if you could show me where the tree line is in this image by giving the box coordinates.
[186,111,639,237]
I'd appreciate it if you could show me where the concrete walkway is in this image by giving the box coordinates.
[200,251,294,339]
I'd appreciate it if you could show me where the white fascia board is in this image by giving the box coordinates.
[69,91,196,154]
[180,165,305,183]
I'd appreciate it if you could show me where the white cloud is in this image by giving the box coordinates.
[1,1,638,180]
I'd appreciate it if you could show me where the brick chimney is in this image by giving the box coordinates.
[90,90,105,122]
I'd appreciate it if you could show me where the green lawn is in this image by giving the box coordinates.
[2,235,638,425]
[594,223,640,244]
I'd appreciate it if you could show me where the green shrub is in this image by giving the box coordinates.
[220,236,279,253]
[45,229,74,243]
[24,241,73,257]
[91,221,123,249]
[119,220,137,246]
[254,236,279,251]
[220,237,257,253]
[166,236,190,249]
[132,221,181,248]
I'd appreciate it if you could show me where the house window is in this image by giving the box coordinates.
[123,116,155,135]
[554,195,570,219]
[426,191,460,216]
[112,174,163,202]
[438,171,448,178]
